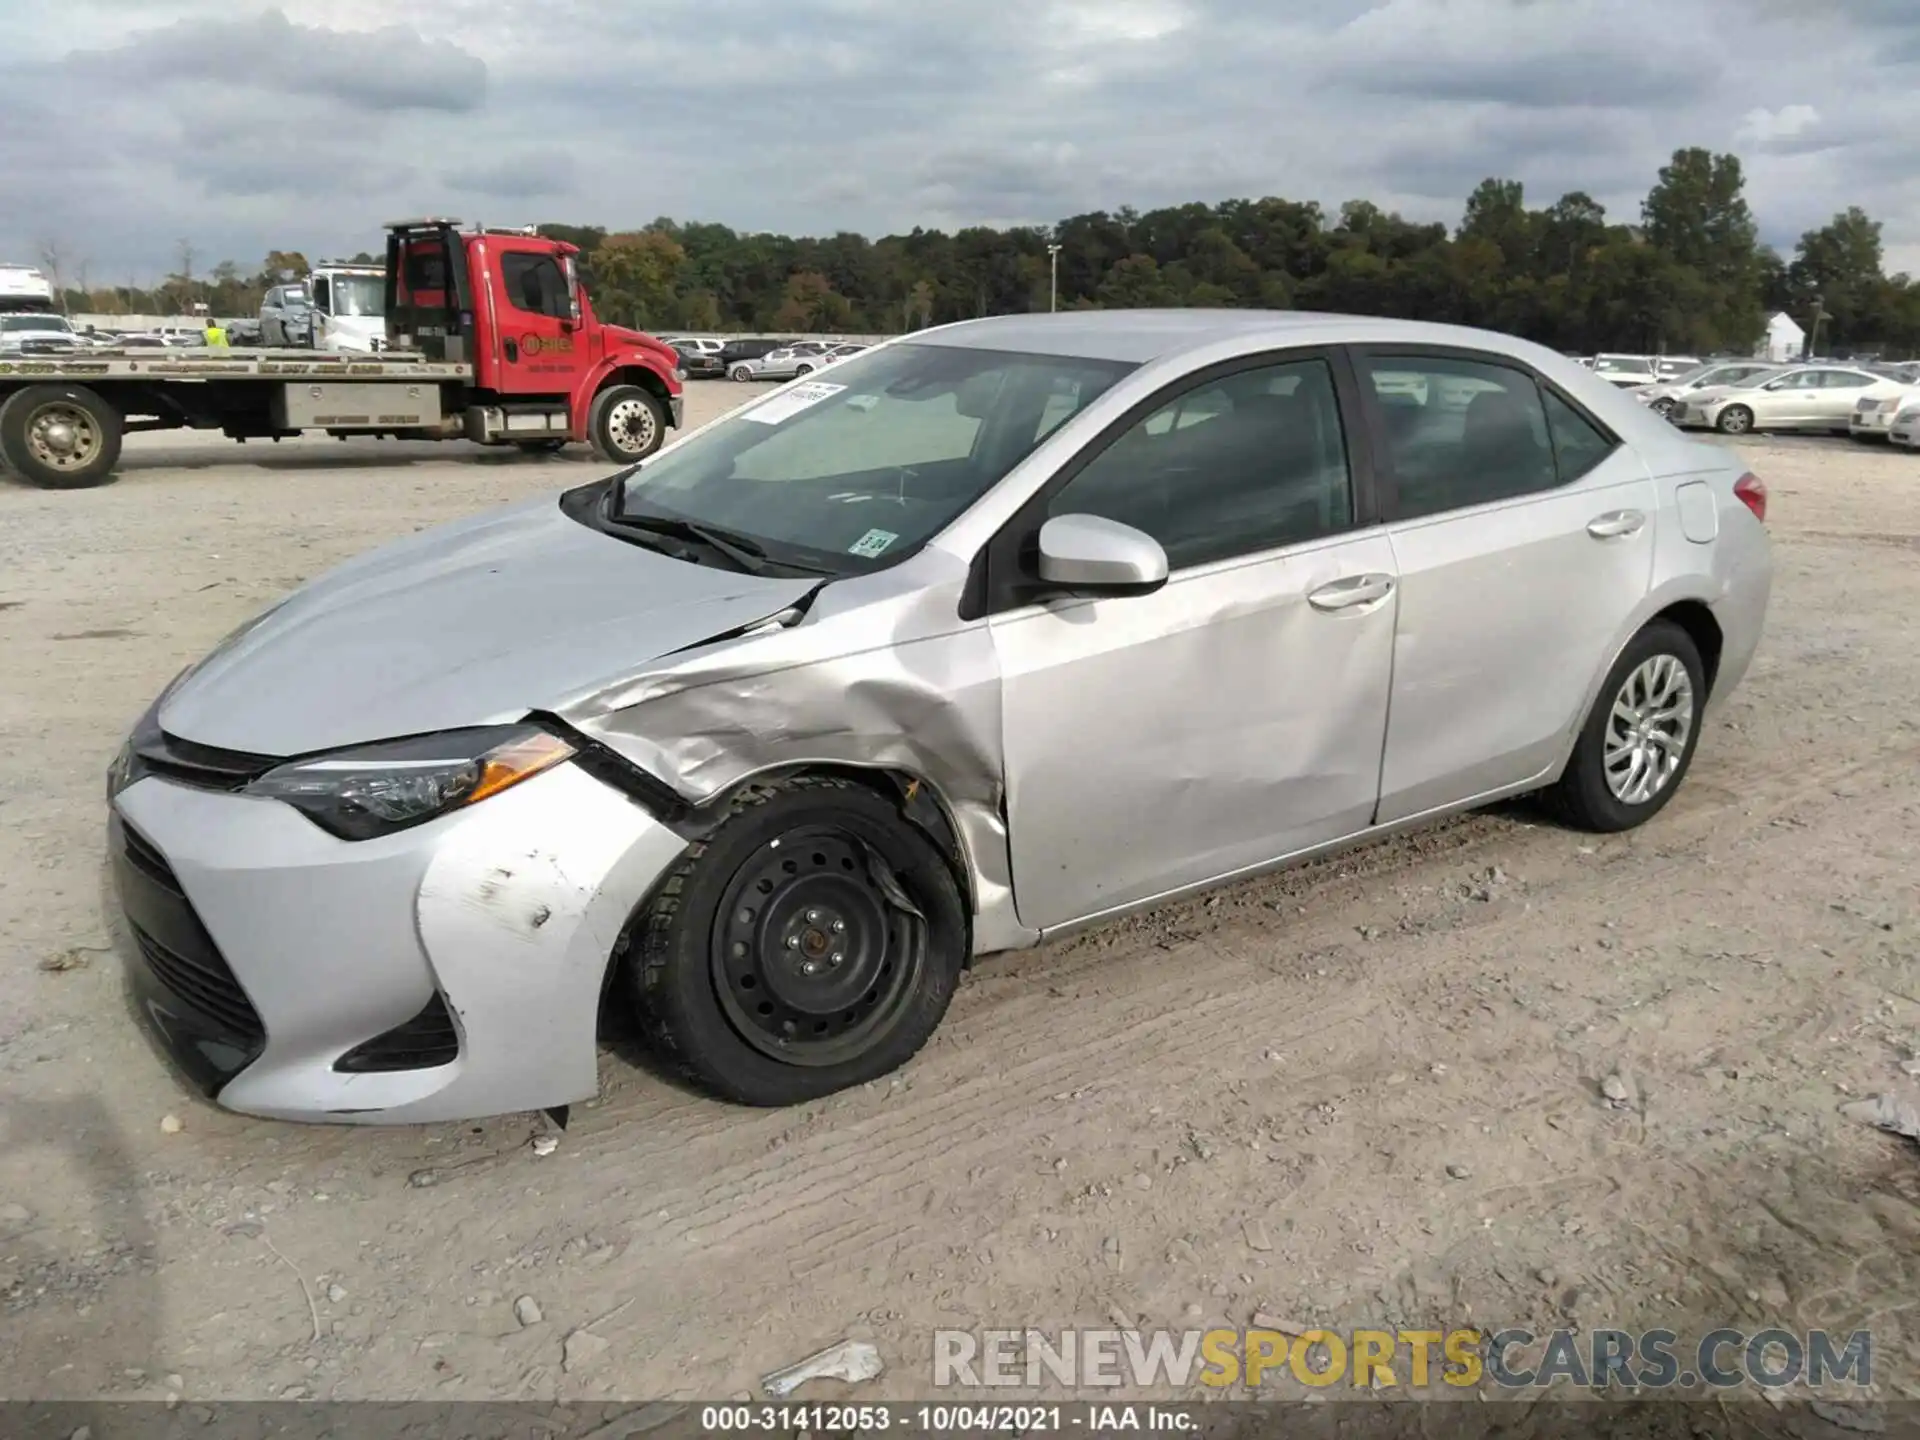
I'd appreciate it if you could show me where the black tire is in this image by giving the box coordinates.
[1715,404,1754,436]
[0,384,123,489]
[1545,620,1707,833]
[1651,397,1677,418]
[730,365,755,382]
[628,776,968,1106]
[587,384,667,464]
[794,363,814,377]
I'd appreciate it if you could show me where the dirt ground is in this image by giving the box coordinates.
[1,388,1916,1408]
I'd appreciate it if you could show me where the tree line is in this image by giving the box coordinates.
[43,148,1920,357]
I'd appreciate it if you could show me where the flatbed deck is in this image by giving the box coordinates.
[0,347,473,382]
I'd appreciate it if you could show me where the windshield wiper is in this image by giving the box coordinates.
[604,511,776,574]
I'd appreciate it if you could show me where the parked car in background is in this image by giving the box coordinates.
[1670,364,1884,435]
[661,337,725,358]
[103,309,1771,1120]
[1591,354,1657,388]
[1633,361,1781,418]
[718,337,782,371]
[0,312,87,355]
[729,345,834,381]
[1653,356,1701,380]
[673,343,727,379]
[1889,401,1920,449]
[1848,375,1920,440]
[259,284,313,346]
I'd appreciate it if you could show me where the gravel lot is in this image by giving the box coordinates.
[1,389,1917,1404]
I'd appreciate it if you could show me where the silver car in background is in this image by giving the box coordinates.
[1634,360,1782,418]
[107,311,1771,1124]
[728,342,837,382]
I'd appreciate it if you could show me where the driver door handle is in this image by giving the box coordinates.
[1307,573,1395,611]
[1587,509,1645,539]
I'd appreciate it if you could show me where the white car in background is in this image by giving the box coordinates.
[0,312,87,355]
[1670,364,1885,436]
[1890,401,1920,450]
[1848,377,1920,441]
[1633,360,1781,419]
[1591,354,1658,388]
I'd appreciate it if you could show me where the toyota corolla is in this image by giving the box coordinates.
[107,311,1772,1124]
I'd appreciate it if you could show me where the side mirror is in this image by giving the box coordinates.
[1036,514,1169,596]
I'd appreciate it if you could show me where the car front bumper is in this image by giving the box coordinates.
[109,762,689,1124]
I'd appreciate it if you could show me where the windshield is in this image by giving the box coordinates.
[610,342,1136,574]
[0,315,71,333]
[324,275,385,317]
[1593,356,1652,375]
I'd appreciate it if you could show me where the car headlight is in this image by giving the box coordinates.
[244,724,576,840]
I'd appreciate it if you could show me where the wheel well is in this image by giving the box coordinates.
[1652,599,1723,696]
[599,366,673,416]
[595,762,979,1033]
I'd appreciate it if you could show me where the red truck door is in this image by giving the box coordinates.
[475,237,586,397]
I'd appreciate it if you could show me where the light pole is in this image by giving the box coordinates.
[1047,243,1061,313]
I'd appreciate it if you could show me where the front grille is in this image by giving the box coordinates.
[334,992,460,1073]
[133,729,276,793]
[131,922,265,1042]
[121,823,184,896]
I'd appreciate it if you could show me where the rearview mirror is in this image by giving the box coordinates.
[1036,514,1169,596]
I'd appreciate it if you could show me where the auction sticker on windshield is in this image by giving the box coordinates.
[848,528,898,558]
[741,381,847,426]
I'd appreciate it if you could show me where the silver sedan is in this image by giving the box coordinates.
[108,312,1771,1122]
[728,343,835,382]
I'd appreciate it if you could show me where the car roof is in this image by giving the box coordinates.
[907,310,1625,368]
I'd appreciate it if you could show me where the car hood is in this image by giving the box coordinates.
[318,315,384,351]
[160,494,820,757]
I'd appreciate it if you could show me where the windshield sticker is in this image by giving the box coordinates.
[741,380,847,426]
[848,528,899,558]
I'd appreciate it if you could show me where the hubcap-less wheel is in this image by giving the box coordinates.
[605,396,658,457]
[1603,654,1695,806]
[23,402,102,474]
[1652,398,1676,417]
[710,827,926,1067]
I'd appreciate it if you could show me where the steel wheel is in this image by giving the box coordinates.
[606,396,658,456]
[1602,653,1695,806]
[21,400,103,475]
[709,826,927,1067]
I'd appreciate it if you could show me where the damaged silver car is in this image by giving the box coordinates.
[107,311,1772,1123]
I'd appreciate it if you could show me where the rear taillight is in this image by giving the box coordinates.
[1733,472,1767,523]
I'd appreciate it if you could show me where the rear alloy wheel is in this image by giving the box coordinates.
[1545,619,1705,833]
[730,365,755,382]
[588,384,667,463]
[0,383,124,489]
[1715,404,1754,436]
[794,363,814,377]
[628,777,967,1105]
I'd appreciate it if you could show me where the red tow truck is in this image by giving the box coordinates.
[0,219,685,489]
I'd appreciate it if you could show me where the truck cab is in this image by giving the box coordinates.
[306,262,388,353]
[385,218,684,459]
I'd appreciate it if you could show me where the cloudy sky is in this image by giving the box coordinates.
[5,0,1919,284]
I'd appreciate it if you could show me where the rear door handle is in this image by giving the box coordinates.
[1587,510,1645,539]
[1307,573,1395,612]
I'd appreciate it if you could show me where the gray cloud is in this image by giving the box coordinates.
[3,0,1920,282]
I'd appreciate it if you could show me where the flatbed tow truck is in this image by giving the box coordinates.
[0,219,685,489]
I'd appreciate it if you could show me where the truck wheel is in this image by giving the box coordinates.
[0,384,124,490]
[589,385,667,464]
